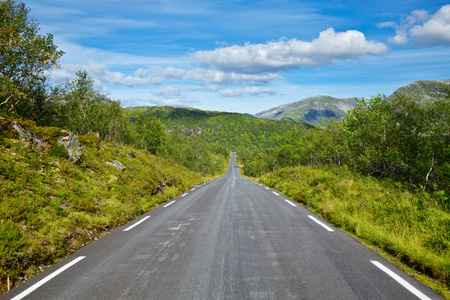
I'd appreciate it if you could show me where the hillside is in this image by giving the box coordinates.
[388,79,450,104]
[254,95,360,125]
[0,118,212,294]
[125,106,314,151]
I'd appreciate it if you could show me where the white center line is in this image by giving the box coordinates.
[164,200,176,207]
[124,216,150,231]
[284,199,297,207]
[191,188,196,191]
[371,261,431,300]
[264,187,269,190]
[11,256,86,300]
[272,191,279,196]
[308,215,334,232]
[181,193,188,197]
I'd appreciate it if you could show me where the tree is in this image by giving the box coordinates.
[56,71,131,144]
[0,0,63,114]
[134,112,167,155]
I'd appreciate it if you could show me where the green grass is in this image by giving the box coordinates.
[0,122,223,294]
[258,165,450,299]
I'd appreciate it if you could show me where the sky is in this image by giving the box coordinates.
[26,0,450,114]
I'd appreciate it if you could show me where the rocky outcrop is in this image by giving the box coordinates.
[105,160,126,171]
[0,117,44,147]
[57,131,83,163]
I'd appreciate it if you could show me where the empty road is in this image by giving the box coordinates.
[2,153,443,299]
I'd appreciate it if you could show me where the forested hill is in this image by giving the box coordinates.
[124,106,313,151]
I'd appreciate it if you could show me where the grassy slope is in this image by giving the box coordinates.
[125,106,313,151]
[256,165,449,298]
[0,121,219,295]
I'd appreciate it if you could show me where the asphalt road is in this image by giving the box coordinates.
[2,153,444,299]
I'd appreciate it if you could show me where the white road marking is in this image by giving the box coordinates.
[259,184,263,186]
[371,261,431,300]
[264,187,269,190]
[284,199,297,207]
[272,191,279,196]
[124,216,150,231]
[191,188,196,191]
[181,193,188,197]
[11,256,86,300]
[164,200,176,207]
[308,215,334,232]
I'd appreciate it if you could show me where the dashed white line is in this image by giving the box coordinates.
[181,193,188,197]
[272,191,279,196]
[124,216,150,231]
[264,187,269,190]
[371,261,431,300]
[284,199,297,207]
[308,215,334,232]
[191,188,196,191]
[164,200,176,207]
[11,256,86,300]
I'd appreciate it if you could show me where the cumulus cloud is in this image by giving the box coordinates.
[191,28,387,73]
[410,5,450,46]
[50,63,280,87]
[220,87,277,97]
[381,5,450,46]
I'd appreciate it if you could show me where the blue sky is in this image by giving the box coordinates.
[27,0,450,114]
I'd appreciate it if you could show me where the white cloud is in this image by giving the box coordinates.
[191,28,387,73]
[50,62,280,88]
[220,87,277,97]
[382,5,450,46]
[410,5,450,46]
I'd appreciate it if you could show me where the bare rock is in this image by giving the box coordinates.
[57,131,83,163]
[106,160,125,171]
[0,117,44,147]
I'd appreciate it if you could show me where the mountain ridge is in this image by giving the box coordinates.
[253,79,450,125]
[254,95,360,125]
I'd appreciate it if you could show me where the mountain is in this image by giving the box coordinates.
[254,95,360,125]
[387,79,450,104]
[125,106,313,151]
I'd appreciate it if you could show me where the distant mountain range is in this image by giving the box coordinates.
[254,79,450,125]
[254,96,360,125]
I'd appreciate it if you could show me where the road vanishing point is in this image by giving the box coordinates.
[2,153,443,299]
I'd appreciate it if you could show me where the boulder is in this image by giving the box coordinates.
[0,117,44,147]
[105,160,125,171]
[58,131,83,163]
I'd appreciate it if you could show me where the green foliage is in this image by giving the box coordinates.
[0,0,63,115]
[241,94,449,194]
[53,71,131,144]
[344,94,450,191]
[164,134,228,175]
[126,106,313,152]
[48,143,66,158]
[131,112,167,155]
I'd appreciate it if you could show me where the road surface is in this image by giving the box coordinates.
[2,153,443,299]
